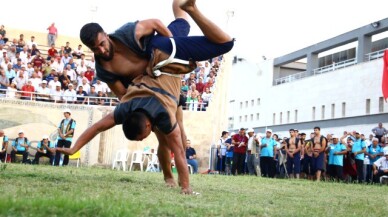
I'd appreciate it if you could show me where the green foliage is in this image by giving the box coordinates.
[0,164,387,217]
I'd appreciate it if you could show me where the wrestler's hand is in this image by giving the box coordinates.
[56,147,73,155]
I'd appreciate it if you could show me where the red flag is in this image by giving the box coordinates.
[383,50,388,102]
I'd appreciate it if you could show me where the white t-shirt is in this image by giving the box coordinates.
[374,157,388,170]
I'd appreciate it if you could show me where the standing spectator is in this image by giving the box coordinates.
[372,149,388,183]
[20,80,35,100]
[372,123,387,143]
[32,135,55,165]
[186,139,198,174]
[260,129,277,178]
[54,109,76,166]
[27,36,37,49]
[225,132,235,175]
[349,130,366,183]
[11,130,30,163]
[311,127,327,182]
[47,23,58,46]
[246,128,260,176]
[217,131,229,174]
[327,134,348,181]
[365,138,383,183]
[285,129,302,179]
[231,128,248,175]
[0,129,8,163]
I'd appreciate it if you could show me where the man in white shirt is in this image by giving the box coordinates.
[373,150,388,183]
[94,80,109,94]
[77,77,90,94]
[36,80,51,101]
[65,64,76,82]
[48,76,61,91]
[27,36,37,49]
[50,84,63,102]
[62,83,76,103]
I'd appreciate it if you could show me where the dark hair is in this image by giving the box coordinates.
[122,111,149,140]
[314,126,321,131]
[289,129,295,132]
[221,131,228,137]
[301,133,306,136]
[80,23,104,48]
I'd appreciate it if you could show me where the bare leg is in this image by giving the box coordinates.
[176,106,187,186]
[173,0,189,21]
[179,0,232,43]
[316,170,321,182]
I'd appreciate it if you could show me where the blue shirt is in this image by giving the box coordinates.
[260,137,276,157]
[37,141,55,150]
[351,137,366,160]
[2,136,8,150]
[367,145,382,164]
[328,143,347,166]
[12,137,30,151]
[225,138,233,158]
[58,118,76,142]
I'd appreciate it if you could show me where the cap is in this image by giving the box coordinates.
[266,129,273,133]
[63,108,71,114]
[42,135,49,140]
[56,83,61,87]
[247,128,255,133]
[18,129,24,134]
[41,80,47,84]
[354,130,361,134]
[332,134,339,139]
[68,83,73,87]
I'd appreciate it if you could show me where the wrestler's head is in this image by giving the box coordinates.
[122,110,152,141]
[80,23,114,61]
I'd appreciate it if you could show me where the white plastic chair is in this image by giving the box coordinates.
[146,153,160,172]
[380,175,388,184]
[112,149,129,171]
[187,164,193,174]
[129,151,145,172]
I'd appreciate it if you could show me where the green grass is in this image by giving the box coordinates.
[0,164,387,217]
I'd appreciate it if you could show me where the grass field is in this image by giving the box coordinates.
[0,164,387,217]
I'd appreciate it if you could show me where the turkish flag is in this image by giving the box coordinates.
[383,50,388,102]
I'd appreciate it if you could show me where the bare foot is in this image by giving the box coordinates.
[179,0,196,12]
[165,178,177,188]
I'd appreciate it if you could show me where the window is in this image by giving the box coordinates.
[245,101,248,108]
[294,110,298,122]
[273,113,276,125]
[342,102,346,117]
[256,113,260,120]
[239,116,242,122]
[280,112,283,124]
[244,115,248,122]
[251,100,254,106]
[287,111,290,123]
[321,105,325,120]
[331,104,335,119]
[312,107,316,121]
[366,99,371,114]
[250,114,253,121]
[257,98,261,105]
[379,97,384,113]
[240,102,243,109]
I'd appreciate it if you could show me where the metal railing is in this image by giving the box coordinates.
[365,48,386,62]
[313,58,357,75]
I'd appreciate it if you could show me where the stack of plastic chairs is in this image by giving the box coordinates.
[112,149,129,171]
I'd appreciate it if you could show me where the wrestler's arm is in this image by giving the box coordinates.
[136,19,173,40]
[56,112,116,155]
[107,80,127,100]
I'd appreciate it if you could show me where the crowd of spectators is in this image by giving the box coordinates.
[0,27,117,106]
[215,122,388,184]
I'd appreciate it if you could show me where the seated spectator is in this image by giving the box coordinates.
[20,80,35,100]
[186,139,198,174]
[65,58,77,70]
[11,130,30,163]
[36,80,51,102]
[186,91,198,111]
[5,63,16,83]
[76,86,88,104]
[62,83,76,103]
[27,36,37,50]
[29,72,42,90]
[0,25,8,44]
[58,70,71,88]
[50,84,63,102]
[180,80,188,95]
[195,76,205,94]
[78,77,90,94]
[76,60,87,75]
[72,44,84,59]
[30,44,40,56]
[373,150,388,183]
[31,51,46,68]
[187,83,199,99]
[13,72,28,90]
[84,66,94,83]
[64,42,72,55]
[19,46,28,62]
[87,85,98,105]
[17,34,26,53]
[48,75,61,91]
[94,80,109,94]
[61,52,71,65]
[201,87,212,108]
[47,43,58,60]
[0,35,5,45]
[32,135,55,165]
[96,91,108,106]
[0,68,9,90]
[64,64,77,82]
[0,129,9,163]
[186,72,196,85]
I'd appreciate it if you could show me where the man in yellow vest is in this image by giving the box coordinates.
[54,108,76,166]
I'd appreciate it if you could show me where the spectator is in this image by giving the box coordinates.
[94,80,109,94]
[246,128,260,176]
[64,64,76,82]
[217,131,229,174]
[348,130,366,183]
[47,43,58,60]
[64,42,72,55]
[30,44,40,56]
[303,133,315,180]
[13,72,28,90]
[0,68,9,90]
[366,138,383,183]
[260,129,277,178]
[78,77,90,94]
[186,72,196,85]
[0,25,8,44]
[29,72,42,90]
[36,80,51,102]
[311,126,327,182]
[19,46,28,62]
[326,134,348,181]
[27,36,37,49]
[47,23,58,46]
[0,129,8,163]
[51,57,64,73]
[195,76,205,94]
[72,44,84,59]
[20,80,35,100]
[75,86,88,104]
[50,84,63,102]
[372,149,388,183]
[201,87,212,108]
[225,132,235,175]
[5,63,16,83]
[76,60,87,75]
[180,80,188,95]
[87,56,95,70]
[186,91,198,111]
[55,109,76,166]
[62,83,76,103]
[96,91,109,106]
[87,86,98,105]
[17,34,25,53]
[372,123,387,143]
[11,130,30,163]
[232,128,248,175]
[285,129,302,179]
[31,51,45,68]
[32,135,55,165]
[48,75,61,90]
[186,139,198,174]
[84,66,94,83]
